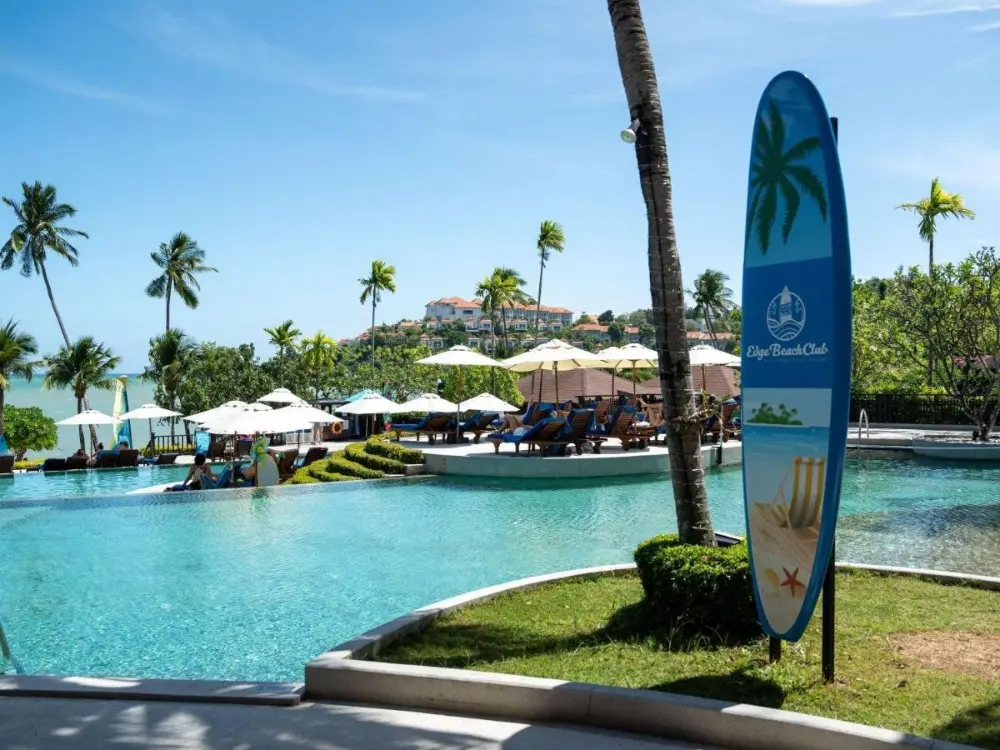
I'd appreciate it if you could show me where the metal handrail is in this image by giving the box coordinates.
[857,408,870,449]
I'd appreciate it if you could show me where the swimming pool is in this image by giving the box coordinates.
[2,457,998,682]
[0,466,189,501]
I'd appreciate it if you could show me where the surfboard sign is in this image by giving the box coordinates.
[740,71,852,642]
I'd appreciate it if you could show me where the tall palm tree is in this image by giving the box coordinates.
[897,178,975,272]
[534,220,565,335]
[264,320,301,386]
[145,232,217,332]
[1,181,88,347]
[747,99,828,255]
[608,0,715,546]
[300,331,336,398]
[358,260,397,369]
[478,267,528,352]
[689,270,735,343]
[142,329,195,443]
[43,337,121,451]
[0,319,38,439]
[474,273,502,355]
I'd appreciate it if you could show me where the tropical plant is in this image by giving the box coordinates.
[358,260,397,370]
[1,405,57,461]
[142,329,196,442]
[174,343,275,417]
[1,182,88,347]
[145,232,216,332]
[609,0,715,545]
[689,270,735,342]
[534,220,565,333]
[0,319,38,439]
[43,337,121,451]
[746,99,828,255]
[301,331,337,398]
[264,320,302,386]
[897,177,975,272]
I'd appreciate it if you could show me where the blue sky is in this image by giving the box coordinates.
[1,0,998,370]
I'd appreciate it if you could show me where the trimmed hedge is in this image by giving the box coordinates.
[345,443,407,474]
[365,437,424,465]
[327,453,384,480]
[634,534,759,639]
[286,473,321,485]
[13,459,44,471]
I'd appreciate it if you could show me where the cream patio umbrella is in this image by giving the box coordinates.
[457,393,520,413]
[56,410,118,426]
[258,387,305,405]
[389,393,459,414]
[117,403,183,454]
[335,392,400,439]
[417,345,502,440]
[183,400,248,424]
[501,339,606,405]
[598,343,659,398]
[688,344,741,391]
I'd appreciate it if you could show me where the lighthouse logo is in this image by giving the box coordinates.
[766,286,806,342]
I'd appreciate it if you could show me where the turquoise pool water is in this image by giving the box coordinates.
[0,466,189,501]
[3,457,999,682]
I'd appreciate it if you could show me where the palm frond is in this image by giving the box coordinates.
[145,275,167,298]
[782,135,821,162]
[755,184,778,255]
[786,165,828,221]
[779,176,802,243]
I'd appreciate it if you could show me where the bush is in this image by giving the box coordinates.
[13,458,44,471]
[140,443,193,458]
[309,468,356,483]
[634,534,759,639]
[345,443,407,474]
[327,453,384,479]
[365,437,423,465]
[286,473,320,484]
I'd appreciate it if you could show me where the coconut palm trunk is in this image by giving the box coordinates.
[76,396,85,452]
[370,299,377,369]
[165,280,172,332]
[608,0,715,546]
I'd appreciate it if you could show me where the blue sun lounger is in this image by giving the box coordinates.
[486,417,567,455]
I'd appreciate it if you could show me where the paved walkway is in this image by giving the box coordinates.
[0,696,714,749]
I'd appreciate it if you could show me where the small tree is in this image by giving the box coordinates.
[875,247,1000,440]
[3,405,57,460]
[597,309,615,325]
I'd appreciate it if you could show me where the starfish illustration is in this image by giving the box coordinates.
[780,567,804,598]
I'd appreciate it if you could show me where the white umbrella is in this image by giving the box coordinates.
[502,339,606,404]
[335,393,399,415]
[117,403,182,420]
[688,345,741,367]
[598,344,659,397]
[417,345,501,439]
[389,393,458,414]
[258,387,305,404]
[56,410,118,426]
[203,406,313,436]
[274,401,343,424]
[184,400,248,423]
[457,393,519,413]
[247,402,273,411]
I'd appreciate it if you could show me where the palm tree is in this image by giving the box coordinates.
[264,320,301,386]
[43,337,121,451]
[689,270,735,343]
[534,220,565,334]
[142,329,195,444]
[1,181,88,347]
[897,178,975,272]
[609,0,715,546]
[477,267,528,353]
[0,320,38,439]
[145,232,217,332]
[475,273,502,355]
[746,99,828,255]
[358,260,397,369]
[300,331,336,398]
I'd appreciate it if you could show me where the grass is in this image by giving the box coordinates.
[378,570,1000,748]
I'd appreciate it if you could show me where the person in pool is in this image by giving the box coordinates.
[176,453,215,491]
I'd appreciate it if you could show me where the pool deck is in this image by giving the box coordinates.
[0,696,712,749]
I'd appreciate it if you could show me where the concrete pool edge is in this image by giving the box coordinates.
[305,559,991,750]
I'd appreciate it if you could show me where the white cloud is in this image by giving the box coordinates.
[891,0,1000,16]
[132,8,424,104]
[0,58,160,113]
[970,18,1000,28]
[884,140,1000,195]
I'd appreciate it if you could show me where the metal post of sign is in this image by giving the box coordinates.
[769,636,782,663]
[821,114,840,685]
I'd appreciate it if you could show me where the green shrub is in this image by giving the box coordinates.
[345,443,407,474]
[634,534,759,639]
[13,458,44,471]
[309,469,356,483]
[286,473,320,485]
[140,443,194,458]
[365,437,423,465]
[327,453,384,479]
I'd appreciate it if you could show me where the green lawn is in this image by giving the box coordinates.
[378,570,1000,748]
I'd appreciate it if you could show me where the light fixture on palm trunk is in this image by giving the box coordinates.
[620,118,641,143]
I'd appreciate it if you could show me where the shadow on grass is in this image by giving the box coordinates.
[604,600,763,650]
[652,670,786,709]
[933,698,1000,749]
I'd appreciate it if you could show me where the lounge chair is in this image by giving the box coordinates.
[41,458,68,472]
[96,451,119,469]
[525,403,556,426]
[273,449,299,481]
[235,439,253,459]
[389,413,454,443]
[298,446,328,469]
[486,417,567,455]
[588,407,638,452]
[560,408,597,455]
[117,449,139,468]
[156,452,179,465]
[0,455,13,476]
[65,455,88,471]
[459,411,499,443]
[592,399,612,426]
[208,440,227,462]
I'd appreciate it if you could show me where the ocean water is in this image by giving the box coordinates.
[4,376,158,457]
[5,458,1000,682]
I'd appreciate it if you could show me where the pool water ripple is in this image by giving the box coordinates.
[2,458,999,682]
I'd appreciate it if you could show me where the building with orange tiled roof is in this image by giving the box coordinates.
[423,296,574,332]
